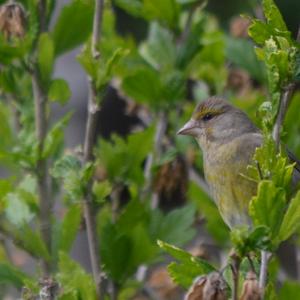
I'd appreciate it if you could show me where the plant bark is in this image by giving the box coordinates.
[82,0,104,297]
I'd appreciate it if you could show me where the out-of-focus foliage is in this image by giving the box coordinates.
[0,0,299,299]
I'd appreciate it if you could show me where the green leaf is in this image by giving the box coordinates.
[278,191,300,242]
[231,226,271,256]
[0,263,31,288]
[78,45,127,91]
[96,127,154,184]
[122,67,162,107]
[139,22,176,70]
[19,226,51,261]
[249,180,286,239]
[262,0,288,33]
[188,181,229,245]
[51,154,90,202]
[150,205,196,246]
[38,33,54,86]
[100,223,132,283]
[0,179,13,200]
[279,281,300,300]
[158,241,215,288]
[0,35,30,65]
[57,253,97,300]
[92,180,112,203]
[54,204,82,256]
[48,78,71,105]
[4,193,34,226]
[52,0,93,56]
[114,0,143,17]
[143,0,179,29]
[43,113,72,159]
[248,19,272,45]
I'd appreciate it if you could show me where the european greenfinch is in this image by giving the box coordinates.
[178,97,300,228]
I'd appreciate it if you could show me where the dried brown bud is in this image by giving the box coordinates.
[240,271,261,300]
[230,16,251,38]
[226,68,251,96]
[0,0,26,39]
[185,272,228,300]
[184,275,207,300]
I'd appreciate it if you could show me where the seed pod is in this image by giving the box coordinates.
[0,0,26,39]
[240,271,261,300]
[185,272,228,300]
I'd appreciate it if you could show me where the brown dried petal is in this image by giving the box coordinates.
[0,1,26,39]
[203,272,228,300]
[230,17,251,38]
[185,273,228,300]
[184,275,207,300]
[240,271,261,300]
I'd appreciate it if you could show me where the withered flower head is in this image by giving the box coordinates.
[0,0,26,39]
[185,272,228,300]
[240,271,261,300]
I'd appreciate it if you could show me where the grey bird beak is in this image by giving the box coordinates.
[177,119,198,136]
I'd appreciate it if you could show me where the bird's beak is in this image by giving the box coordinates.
[177,119,198,136]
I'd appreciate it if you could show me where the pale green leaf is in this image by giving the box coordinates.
[38,33,54,85]
[278,191,300,242]
[249,180,286,238]
[57,253,97,300]
[48,79,71,105]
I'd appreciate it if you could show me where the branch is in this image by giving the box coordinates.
[38,0,47,32]
[259,250,272,295]
[32,70,52,274]
[82,0,104,297]
[189,167,210,196]
[272,82,295,148]
[272,25,300,147]
[150,112,167,209]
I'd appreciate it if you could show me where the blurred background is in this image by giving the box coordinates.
[0,0,300,298]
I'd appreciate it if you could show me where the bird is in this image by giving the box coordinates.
[177,97,300,228]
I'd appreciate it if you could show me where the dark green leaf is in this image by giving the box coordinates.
[0,263,31,288]
[150,205,196,246]
[158,241,215,288]
[52,0,93,56]
[279,281,300,300]
[140,22,176,70]
[278,191,300,242]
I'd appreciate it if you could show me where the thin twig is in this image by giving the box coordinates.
[38,0,47,32]
[32,57,51,275]
[230,255,241,300]
[82,0,104,297]
[136,113,167,283]
[272,82,296,148]
[272,25,300,148]
[189,167,210,196]
[259,250,271,292]
[150,112,167,209]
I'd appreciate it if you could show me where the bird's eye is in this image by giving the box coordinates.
[202,113,214,121]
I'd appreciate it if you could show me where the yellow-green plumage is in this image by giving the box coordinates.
[202,133,261,228]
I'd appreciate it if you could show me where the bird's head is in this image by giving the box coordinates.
[177,97,258,149]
